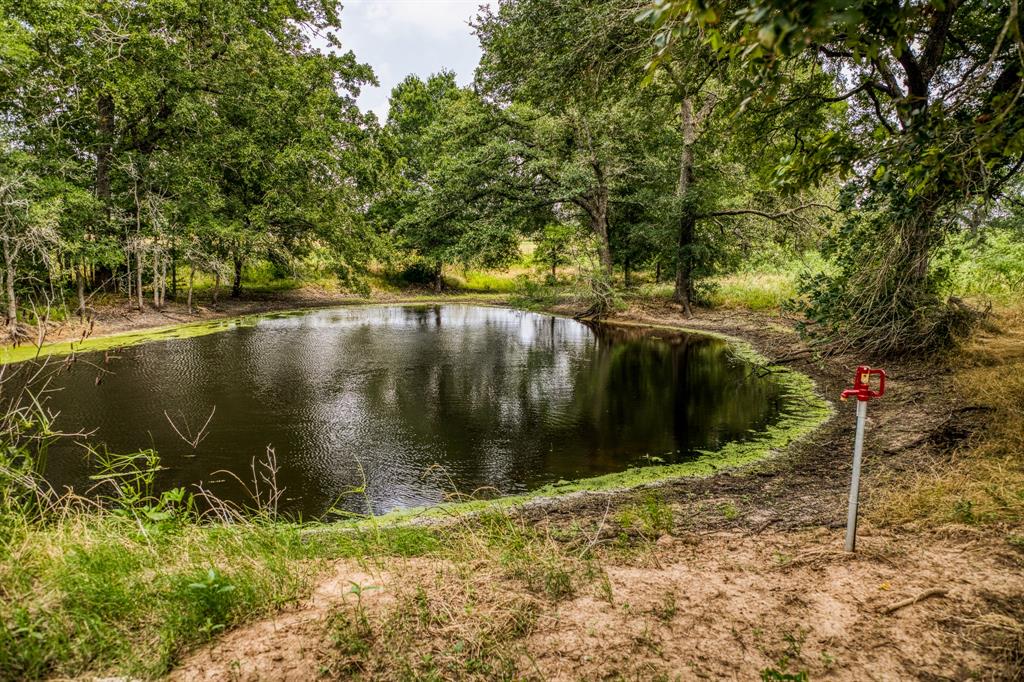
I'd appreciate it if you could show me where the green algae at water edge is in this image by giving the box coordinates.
[0,316,268,365]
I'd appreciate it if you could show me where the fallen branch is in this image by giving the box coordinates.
[881,588,948,614]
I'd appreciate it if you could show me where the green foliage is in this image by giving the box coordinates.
[0,0,379,326]
[615,493,675,537]
[642,0,1024,353]
[795,188,981,355]
[761,668,808,682]
[532,223,579,281]
[509,275,561,309]
[940,228,1024,304]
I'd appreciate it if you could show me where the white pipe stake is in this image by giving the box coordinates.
[845,399,868,552]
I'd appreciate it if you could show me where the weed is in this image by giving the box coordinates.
[953,499,976,524]
[651,591,678,622]
[597,569,615,604]
[773,552,794,566]
[508,275,560,309]
[761,669,808,682]
[720,501,740,520]
[325,607,373,668]
[616,493,674,538]
[184,568,238,637]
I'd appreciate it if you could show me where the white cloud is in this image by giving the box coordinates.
[337,0,485,121]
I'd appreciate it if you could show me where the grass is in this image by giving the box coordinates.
[0,504,449,679]
[446,269,524,293]
[942,228,1024,306]
[706,272,800,311]
[0,492,623,679]
[319,510,604,679]
[1,514,316,678]
[873,308,1024,527]
[631,252,825,312]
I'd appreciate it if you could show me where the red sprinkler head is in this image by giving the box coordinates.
[840,365,886,402]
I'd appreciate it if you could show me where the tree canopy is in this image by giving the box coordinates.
[0,0,1020,356]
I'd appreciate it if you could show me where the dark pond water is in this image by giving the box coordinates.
[37,305,790,517]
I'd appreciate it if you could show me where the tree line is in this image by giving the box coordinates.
[2,0,377,337]
[2,0,1021,355]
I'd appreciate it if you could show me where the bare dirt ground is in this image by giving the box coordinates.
[27,285,388,347]
[170,528,1023,681]
[33,289,1023,680]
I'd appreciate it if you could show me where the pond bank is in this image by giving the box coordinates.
[0,289,508,364]
[3,288,1021,680]
[176,293,1022,680]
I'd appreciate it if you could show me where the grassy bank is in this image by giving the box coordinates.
[1,267,1022,679]
[0,298,831,679]
[874,308,1024,529]
[2,489,699,679]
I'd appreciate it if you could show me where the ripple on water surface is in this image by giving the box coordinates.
[40,305,789,517]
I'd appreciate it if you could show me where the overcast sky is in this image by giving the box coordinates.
[337,0,484,122]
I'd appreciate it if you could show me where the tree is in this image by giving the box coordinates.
[390,89,534,289]
[2,0,380,327]
[477,0,832,313]
[474,0,654,279]
[374,72,463,290]
[0,153,60,338]
[644,0,1024,352]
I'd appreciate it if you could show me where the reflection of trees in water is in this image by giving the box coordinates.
[42,305,786,516]
[344,307,783,493]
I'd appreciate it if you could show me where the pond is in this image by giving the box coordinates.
[37,304,791,517]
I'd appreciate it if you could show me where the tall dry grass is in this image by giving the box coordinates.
[875,308,1024,527]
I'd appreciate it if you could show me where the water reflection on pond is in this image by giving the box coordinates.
[42,305,788,516]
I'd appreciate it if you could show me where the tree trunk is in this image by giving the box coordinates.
[655,259,661,284]
[231,255,243,298]
[135,247,144,311]
[96,94,114,220]
[153,246,160,309]
[674,212,696,317]
[187,265,195,314]
[160,258,167,308]
[433,262,443,293]
[673,98,696,317]
[624,257,631,289]
[76,261,86,320]
[170,254,177,299]
[4,242,18,338]
[213,270,220,306]
[125,248,132,306]
[591,188,613,278]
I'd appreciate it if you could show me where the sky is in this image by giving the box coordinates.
[336,0,485,122]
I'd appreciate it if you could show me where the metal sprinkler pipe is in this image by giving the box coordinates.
[840,365,886,553]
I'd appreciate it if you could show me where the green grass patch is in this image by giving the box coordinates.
[942,228,1024,305]
[446,269,524,293]
[0,510,442,678]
